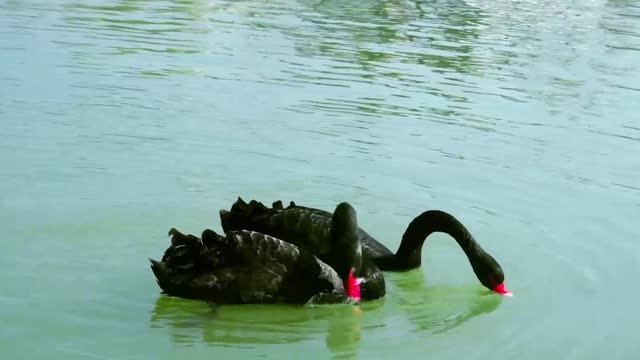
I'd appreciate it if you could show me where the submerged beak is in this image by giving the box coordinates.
[492,282,512,297]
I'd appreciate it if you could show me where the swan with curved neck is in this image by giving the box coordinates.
[219,198,511,297]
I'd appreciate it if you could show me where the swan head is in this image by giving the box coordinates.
[472,252,512,297]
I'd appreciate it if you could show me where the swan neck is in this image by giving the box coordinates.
[395,210,481,269]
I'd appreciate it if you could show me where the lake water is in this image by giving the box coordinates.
[2,0,639,359]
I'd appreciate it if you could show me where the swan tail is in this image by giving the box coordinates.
[149,258,170,292]
[163,228,206,263]
[160,227,228,273]
[151,228,233,298]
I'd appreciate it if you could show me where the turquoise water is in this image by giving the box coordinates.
[2,0,639,358]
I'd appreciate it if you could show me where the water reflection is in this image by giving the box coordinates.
[150,270,501,355]
[7,0,638,139]
[293,0,485,71]
[59,0,213,56]
[268,0,519,133]
[389,269,501,334]
[150,295,367,357]
[34,0,565,138]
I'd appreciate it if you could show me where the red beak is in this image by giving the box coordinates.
[345,268,361,301]
[492,282,512,297]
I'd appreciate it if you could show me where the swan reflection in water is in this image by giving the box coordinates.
[150,295,373,358]
[150,270,501,355]
[388,268,503,334]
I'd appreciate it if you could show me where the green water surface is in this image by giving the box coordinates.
[2,0,639,359]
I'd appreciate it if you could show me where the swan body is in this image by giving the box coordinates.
[150,203,363,304]
[220,199,387,300]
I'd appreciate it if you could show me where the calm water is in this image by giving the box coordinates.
[2,0,639,358]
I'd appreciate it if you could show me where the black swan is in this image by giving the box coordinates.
[150,202,363,304]
[219,198,511,297]
[219,199,387,300]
